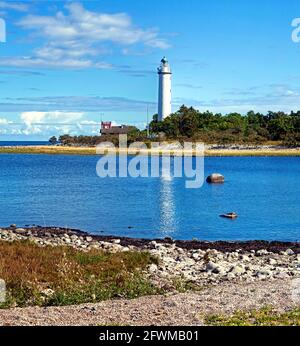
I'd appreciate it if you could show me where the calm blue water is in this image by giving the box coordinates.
[0,141,48,146]
[0,154,299,241]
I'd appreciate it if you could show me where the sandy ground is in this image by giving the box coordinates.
[0,145,300,156]
[0,278,298,326]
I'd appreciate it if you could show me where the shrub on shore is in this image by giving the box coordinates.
[0,240,160,308]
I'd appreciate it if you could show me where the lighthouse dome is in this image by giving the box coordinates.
[158,57,171,74]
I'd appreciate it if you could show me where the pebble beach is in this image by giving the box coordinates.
[0,226,299,325]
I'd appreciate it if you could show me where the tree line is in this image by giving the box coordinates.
[150,105,300,146]
[49,105,300,147]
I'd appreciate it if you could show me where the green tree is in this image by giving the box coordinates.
[58,134,74,146]
[49,136,58,145]
[268,116,293,140]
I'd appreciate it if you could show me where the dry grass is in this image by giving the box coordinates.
[204,148,300,156]
[0,240,160,308]
[0,145,96,155]
[0,145,299,156]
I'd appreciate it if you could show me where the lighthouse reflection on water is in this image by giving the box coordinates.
[159,159,177,236]
[157,56,177,235]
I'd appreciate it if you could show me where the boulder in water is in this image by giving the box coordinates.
[206,173,224,184]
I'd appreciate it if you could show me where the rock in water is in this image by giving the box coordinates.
[220,212,238,219]
[206,173,224,184]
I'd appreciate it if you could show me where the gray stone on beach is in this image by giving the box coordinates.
[217,267,227,276]
[192,253,200,260]
[15,228,26,234]
[239,254,250,262]
[226,272,236,280]
[274,272,289,279]
[41,288,55,297]
[256,249,269,256]
[64,238,71,244]
[150,241,158,248]
[206,262,220,273]
[268,258,277,265]
[230,264,245,275]
[256,269,272,278]
[149,264,158,273]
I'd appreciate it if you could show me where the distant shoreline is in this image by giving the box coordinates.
[0,145,300,156]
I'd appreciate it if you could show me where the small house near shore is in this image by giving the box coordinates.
[100,122,135,136]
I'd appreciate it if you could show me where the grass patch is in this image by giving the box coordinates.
[204,307,300,326]
[171,278,203,293]
[0,240,161,308]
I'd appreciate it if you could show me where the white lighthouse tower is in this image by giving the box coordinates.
[157,57,172,121]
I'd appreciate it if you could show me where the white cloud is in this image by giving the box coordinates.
[80,120,98,125]
[18,111,85,135]
[20,110,83,126]
[0,56,112,69]
[0,1,29,12]
[173,83,300,114]
[0,117,12,124]
[0,111,144,138]
[0,109,145,139]
[0,2,170,69]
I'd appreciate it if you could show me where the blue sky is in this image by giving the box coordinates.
[1,0,300,140]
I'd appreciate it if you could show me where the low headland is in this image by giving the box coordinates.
[3,105,300,157]
[0,225,299,325]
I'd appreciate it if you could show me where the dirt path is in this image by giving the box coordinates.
[0,278,298,326]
